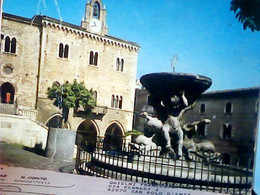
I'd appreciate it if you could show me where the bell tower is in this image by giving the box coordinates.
[81,0,108,36]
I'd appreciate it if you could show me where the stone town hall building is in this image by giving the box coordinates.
[0,0,140,150]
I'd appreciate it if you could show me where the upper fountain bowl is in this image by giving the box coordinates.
[140,72,212,105]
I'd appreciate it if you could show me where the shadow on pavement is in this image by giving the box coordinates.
[23,143,46,157]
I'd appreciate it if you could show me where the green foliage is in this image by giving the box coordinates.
[230,0,260,32]
[124,129,143,137]
[47,80,96,126]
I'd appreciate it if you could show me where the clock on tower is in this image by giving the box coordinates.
[81,0,108,36]
[89,18,102,34]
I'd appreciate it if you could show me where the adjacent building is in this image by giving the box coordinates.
[0,0,140,150]
[133,87,259,168]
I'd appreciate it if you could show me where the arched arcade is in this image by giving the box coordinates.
[76,119,99,152]
[103,122,124,151]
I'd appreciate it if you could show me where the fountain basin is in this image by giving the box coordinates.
[140,72,212,105]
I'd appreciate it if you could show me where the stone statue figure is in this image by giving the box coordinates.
[160,91,189,158]
[139,72,213,159]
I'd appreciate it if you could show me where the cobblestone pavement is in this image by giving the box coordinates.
[0,141,75,173]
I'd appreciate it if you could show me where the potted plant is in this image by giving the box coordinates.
[45,80,96,161]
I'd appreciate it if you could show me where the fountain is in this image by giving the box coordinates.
[76,72,253,195]
[139,72,212,159]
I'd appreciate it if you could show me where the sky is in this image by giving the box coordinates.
[2,0,260,193]
[2,0,260,91]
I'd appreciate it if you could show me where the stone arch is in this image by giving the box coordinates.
[93,1,101,19]
[103,122,124,151]
[0,82,15,104]
[45,113,64,128]
[76,119,99,152]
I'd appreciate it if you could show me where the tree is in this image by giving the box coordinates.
[47,80,96,128]
[230,0,260,32]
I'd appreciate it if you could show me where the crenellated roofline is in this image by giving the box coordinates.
[3,12,140,52]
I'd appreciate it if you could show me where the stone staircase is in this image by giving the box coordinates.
[0,113,48,149]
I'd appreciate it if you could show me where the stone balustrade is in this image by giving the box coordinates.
[0,103,16,115]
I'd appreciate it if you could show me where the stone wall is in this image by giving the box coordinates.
[36,21,138,135]
[133,87,259,167]
[1,16,40,109]
[38,24,138,111]
[1,13,139,139]
[182,89,259,167]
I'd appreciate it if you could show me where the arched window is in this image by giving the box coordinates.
[198,123,206,137]
[58,43,69,59]
[119,96,123,109]
[94,52,98,65]
[111,95,115,107]
[115,57,124,72]
[93,1,100,19]
[115,95,119,108]
[89,51,94,64]
[121,59,124,72]
[59,43,64,58]
[223,124,232,139]
[0,82,15,104]
[111,94,123,109]
[64,44,69,58]
[225,102,232,114]
[4,36,17,54]
[116,58,120,71]
[200,103,206,113]
[11,38,16,53]
[4,36,10,52]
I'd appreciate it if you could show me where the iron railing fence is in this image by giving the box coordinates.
[76,141,253,195]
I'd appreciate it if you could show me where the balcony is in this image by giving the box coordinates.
[92,106,108,115]
[75,105,108,118]
[0,102,38,121]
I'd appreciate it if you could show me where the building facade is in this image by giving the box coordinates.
[0,0,140,150]
[134,87,259,168]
